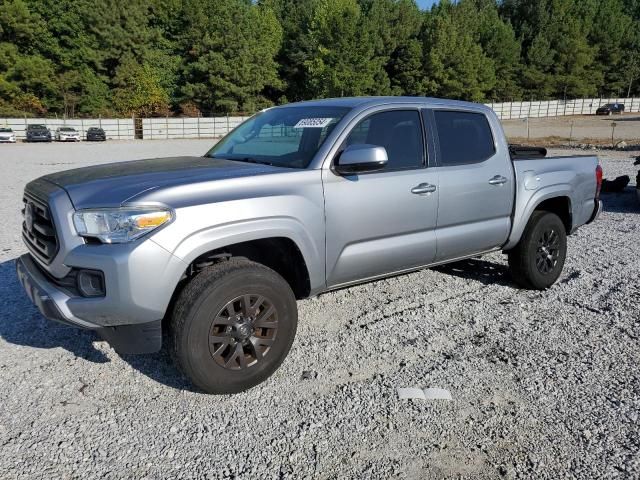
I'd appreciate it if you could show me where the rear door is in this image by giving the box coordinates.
[323,108,439,287]
[425,109,514,261]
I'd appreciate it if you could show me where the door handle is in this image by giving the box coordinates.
[488,175,508,186]
[411,183,437,194]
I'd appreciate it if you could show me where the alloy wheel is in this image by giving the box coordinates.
[208,294,278,370]
[535,228,560,274]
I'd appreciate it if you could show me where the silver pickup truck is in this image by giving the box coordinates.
[16,97,602,394]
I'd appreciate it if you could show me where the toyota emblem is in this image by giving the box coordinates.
[24,202,35,232]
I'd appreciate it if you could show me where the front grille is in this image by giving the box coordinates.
[22,191,59,264]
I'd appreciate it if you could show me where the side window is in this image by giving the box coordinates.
[342,110,424,170]
[433,110,495,166]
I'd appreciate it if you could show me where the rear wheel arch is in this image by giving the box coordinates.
[533,196,572,234]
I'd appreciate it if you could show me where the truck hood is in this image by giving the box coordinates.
[42,156,283,209]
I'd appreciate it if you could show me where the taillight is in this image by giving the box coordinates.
[595,164,603,199]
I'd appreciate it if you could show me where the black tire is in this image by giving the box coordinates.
[508,211,567,290]
[170,257,298,394]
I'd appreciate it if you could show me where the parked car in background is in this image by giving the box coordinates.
[596,103,625,115]
[55,127,80,142]
[86,127,106,141]
[0,127,16,143]
[15,97,603,394]
[26,125,52,142]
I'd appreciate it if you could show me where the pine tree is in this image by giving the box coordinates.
[180,0,282,113]
[388,38,428,95]
[262,0,316,102]
[303,0,378,97]
[422,2,496,101]
[0,0,57,114]
[359,0,424,95]
[112,60,170,116]
[502,0,601,99]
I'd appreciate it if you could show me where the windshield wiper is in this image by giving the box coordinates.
[236,157,275,166]
[210,154,276,167]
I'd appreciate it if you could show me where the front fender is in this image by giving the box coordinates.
[153,216,325,294]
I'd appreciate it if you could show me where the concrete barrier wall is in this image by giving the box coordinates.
[486,97,640,120]
[142,116,249,139]
[1,97,638,140]
[0,118,135,140]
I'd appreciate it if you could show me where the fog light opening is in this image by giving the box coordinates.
[77,270,105,297]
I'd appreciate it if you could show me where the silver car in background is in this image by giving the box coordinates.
[55,127,80,142]
[0,127,16,143]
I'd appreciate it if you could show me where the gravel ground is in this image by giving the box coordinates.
[0,140,638,479]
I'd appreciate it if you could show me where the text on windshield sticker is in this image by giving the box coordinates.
[293,118,334,129]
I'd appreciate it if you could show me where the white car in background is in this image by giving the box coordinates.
[55,127,80,142]
[0,127,16,143]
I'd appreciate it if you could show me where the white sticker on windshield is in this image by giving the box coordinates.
[293,118,333,129]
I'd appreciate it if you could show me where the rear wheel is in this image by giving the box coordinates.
[508,211,567,289]
[171,258,298,394]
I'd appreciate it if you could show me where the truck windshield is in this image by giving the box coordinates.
[207,106,350,168]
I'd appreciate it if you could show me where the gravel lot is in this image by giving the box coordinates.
[0,140,638,479]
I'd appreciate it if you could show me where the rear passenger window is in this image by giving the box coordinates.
[434,111,495,166]
[342,110,424,170]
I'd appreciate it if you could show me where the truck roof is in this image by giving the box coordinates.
[286,96,492,113]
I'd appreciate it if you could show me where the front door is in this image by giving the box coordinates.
[323,109,439,287]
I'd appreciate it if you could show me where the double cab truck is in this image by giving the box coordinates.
[16,97,602,394]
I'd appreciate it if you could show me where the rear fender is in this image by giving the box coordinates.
[504,186,573,250]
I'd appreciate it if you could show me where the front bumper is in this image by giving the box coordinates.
[16,253,164,354]
[16,254,88,327]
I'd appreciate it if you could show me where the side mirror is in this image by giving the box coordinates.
[334,144,388,175]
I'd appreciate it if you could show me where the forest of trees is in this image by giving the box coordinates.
[1,0,639,117]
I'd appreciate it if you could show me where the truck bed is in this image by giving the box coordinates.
[504,152,599,249]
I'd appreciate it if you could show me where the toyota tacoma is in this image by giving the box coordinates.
[16,97,603,394]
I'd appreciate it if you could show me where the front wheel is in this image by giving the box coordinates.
[508,211,567,289]
[171,258,298,394]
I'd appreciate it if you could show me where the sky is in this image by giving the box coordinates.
[416,0,439,9]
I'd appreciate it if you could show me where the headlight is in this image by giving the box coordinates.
[73,207,173,243]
